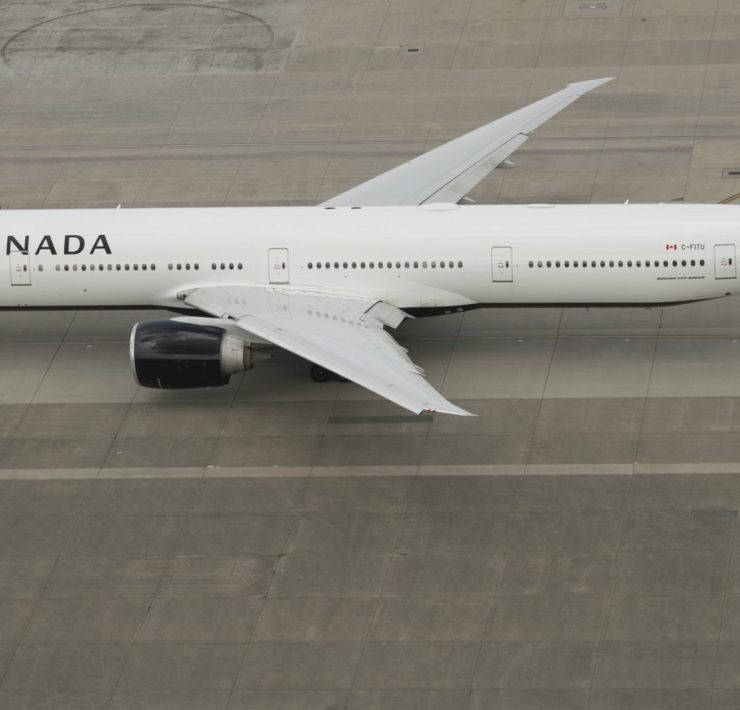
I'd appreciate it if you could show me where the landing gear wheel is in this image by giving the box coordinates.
[310,364,333,383]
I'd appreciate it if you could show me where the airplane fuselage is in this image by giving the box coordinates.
[1,203,738,313]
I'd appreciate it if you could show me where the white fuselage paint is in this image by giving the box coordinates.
[1,203,738,312]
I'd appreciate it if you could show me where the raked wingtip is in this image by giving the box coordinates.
[428,403,476,417]
[567,77,614,94]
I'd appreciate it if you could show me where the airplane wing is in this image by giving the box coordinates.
[184,285,472,416]
[320,77,612,207]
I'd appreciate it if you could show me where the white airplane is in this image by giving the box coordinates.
[1,77,737,416]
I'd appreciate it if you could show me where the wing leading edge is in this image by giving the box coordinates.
[320,77,613,208]
[184,285,472,417]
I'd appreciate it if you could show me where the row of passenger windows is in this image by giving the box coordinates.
[211,263,243,270]
[36,256,713,274]
[44,262,246,272]
[51,263,158,272]
[528,258,707,269]
[308,260,464,270]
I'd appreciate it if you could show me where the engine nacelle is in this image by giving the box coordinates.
[130,320,252,389]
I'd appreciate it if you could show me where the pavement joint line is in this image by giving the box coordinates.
[7,333,740,346]
[0,134,737,151]
[3,464,740,479]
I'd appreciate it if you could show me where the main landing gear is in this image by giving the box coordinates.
[310,364,348,383]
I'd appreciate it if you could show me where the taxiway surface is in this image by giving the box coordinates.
[1,0,740,708]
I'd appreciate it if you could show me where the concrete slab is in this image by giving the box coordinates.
[473,642,596,688]
[594,642,716,688]
[237,642,362,690]
[254,597,376,642]
[118,644,245,690]
[137,598,262,643]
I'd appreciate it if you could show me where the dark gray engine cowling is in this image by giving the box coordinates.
[131,320,250,389]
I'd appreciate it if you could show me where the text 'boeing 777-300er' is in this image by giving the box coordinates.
[1,77,737,416]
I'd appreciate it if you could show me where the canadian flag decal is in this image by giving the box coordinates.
[665,243,677,250]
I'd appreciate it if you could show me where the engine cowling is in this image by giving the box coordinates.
[130,320,252,389]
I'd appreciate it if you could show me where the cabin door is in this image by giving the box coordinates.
[715,244,736,279]
[9,249,31,286]
[268,248,289,284]
[491,246,513,282]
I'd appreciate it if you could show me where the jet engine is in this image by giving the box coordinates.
[130,320,254,389]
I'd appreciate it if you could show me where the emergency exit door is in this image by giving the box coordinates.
[715,244,736,279]
[491,247,513,282]
[268,248,289,284]
[9,249,30,286]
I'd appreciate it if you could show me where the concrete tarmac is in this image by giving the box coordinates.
[2,0,740,708]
